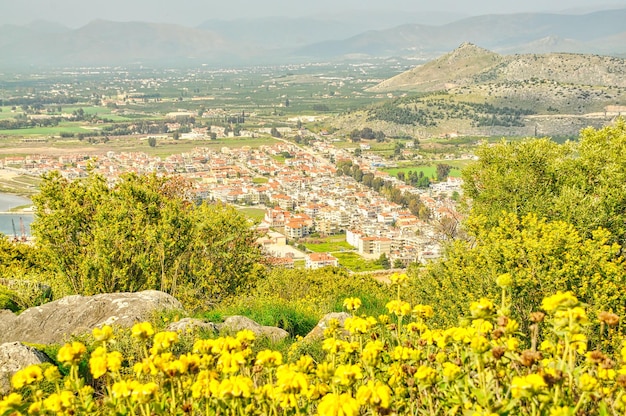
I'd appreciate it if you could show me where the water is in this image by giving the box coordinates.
[0,193,34,237]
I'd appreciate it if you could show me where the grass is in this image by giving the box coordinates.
[333,252,384,272]
[382,164,462,178]
[238,207,266,222]
[252,177,269,184]
[303,240,353,253]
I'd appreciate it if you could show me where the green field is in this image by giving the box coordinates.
[381,164,462,178]
[238,208,266,222]
[303,240,353,253]
[333,252,384,272]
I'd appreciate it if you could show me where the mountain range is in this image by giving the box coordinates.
[0,8,625,68]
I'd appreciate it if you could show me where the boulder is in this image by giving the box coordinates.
[304,312,351,342]
[0,290,184,345]
[220,316,289,342]
[166,318,219,334]
[0,342,51,395]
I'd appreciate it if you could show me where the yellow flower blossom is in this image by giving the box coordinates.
[386,300,412,317]
[57,341,86,365]
[390,272,409,285]
[469,298,495,319]
[11,365,43,389]
[413,304,434,319]
[343,297,362,312]
[356,380,391,408]
[43,391,74,413]
[131,322,155,341]
[333,364,363,386]
[150,331,179,354]
[541,292,579,312]
[442,362,461,380]
[218,375,253,399]
[598,367,616,380]
[236,329,256,344]
[317,393,359,416]
[276,365,309,393]
[344,316,376,335]
[415,365,437,386]
[362,340,384,366]
[255,349,283,367]
[511,374,547,398]
[579,373,598,391]
[0,393,22,414]
[92,325,114,342]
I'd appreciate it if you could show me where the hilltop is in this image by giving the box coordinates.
[369,42,626,92]
[328,44,626,138]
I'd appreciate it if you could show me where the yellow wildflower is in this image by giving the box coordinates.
[343,297,362,312]
[390,272,409,285]
[43,391,74,413]
[415,365,437,386]
[356,380,391,409]
[57,341,86,365]
[317,393,359,416]
[92,325,114,342]
[511,374,547,398]
[579,373,598,391]
[469,298,495,319]
[276,365,308,393]
[541,292,579,312]
[219,375,254,399]
[150,331,179,354]
[0,393,22,414]
[598,367,616,380]
[131,322,155,341]
[11,365,43,389]
[111,380,132,398]
[442,362,461,380]
[236,329,256,344]
[413,304,434,319]
[386,300,412,317]
[333,364,363,386]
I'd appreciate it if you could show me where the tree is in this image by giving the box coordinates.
[148,137,157,147]
[409,213,625,330]
[32,171,265,309]
[393,259,404,269]
[462,121,626,247]
[436,164,452,181]
[378,253,390,269]
[172,131,180,140]
[270,127,281,138]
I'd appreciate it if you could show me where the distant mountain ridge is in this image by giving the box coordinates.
[295,8,626,59]
[0,8,625,68]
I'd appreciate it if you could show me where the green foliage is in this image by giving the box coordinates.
[0,285,19,312]
[463,120,626,247]
[410,213,625,330]
[247,267,393,319]
[32,171,265,309]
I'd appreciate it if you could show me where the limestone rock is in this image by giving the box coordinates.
[166,318,219,334]
[304,312,351,342]
[220,316,289,342]
[0,290,184,345]
[0,342,51,395]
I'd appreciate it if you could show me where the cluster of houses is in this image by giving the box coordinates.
[1,135,463,270]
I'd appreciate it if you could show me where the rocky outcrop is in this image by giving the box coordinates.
[220,316,289,342]
[0,290,183,345]
[0,342,51,395]
[304,312,351,342]
[166,318,219,334]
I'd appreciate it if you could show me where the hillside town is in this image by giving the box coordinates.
[0,134,463,270]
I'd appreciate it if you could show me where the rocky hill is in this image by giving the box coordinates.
[332,44,626,138]
[369,43,626,92]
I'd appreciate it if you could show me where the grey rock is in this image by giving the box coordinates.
[166,318,219,334]
[304,312,351,342]
[0,342,51,395]
[220,315,289,342]
[0,290,184,345]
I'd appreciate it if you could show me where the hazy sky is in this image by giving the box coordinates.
[2,0,626,27]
